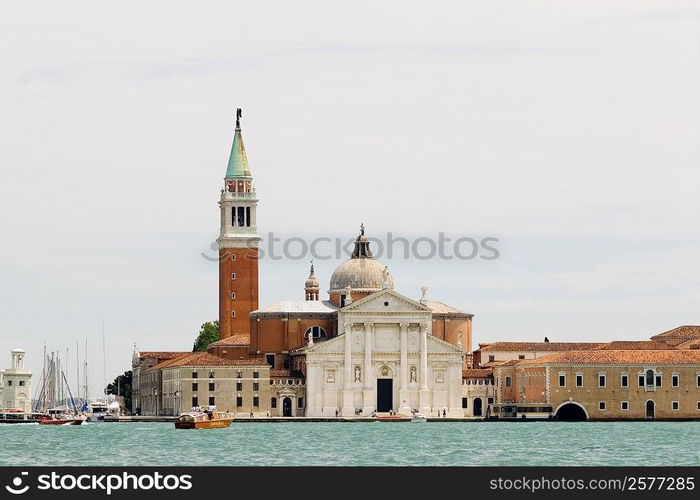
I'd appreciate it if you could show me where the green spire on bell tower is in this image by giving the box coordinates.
[225,108,252,179]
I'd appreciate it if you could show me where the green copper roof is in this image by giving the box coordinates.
[225,126,251,178]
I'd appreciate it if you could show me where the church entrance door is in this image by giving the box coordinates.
[377,379,393,412]
[282,397,292,417]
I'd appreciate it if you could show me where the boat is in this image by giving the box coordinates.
[0,409,45,424]
[38,408,85,426]
[175,410,234,429]
[374,413,409,421]
[410,412,427,423]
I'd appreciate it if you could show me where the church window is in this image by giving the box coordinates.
[305,326,327,339]
[265,354,275,367]
[7,380,11,386]
[383,301,389,307]
[340,295,347,307]
[645,370,654,386]
[230,254,236,261]
[245,207,251,227]
[488,355,495,362]
[19,380,25,386]
[231,292,236,300]
[518,355,525,360]
[231,311,236,317]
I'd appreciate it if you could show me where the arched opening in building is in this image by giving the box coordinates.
[645,369,654,386]
[473,398,483,416]
[305,326,327,340]
[555,402,588,421]
[282,397,292,417]
[646,400,655,419]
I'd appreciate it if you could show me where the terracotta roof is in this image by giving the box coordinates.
[594,340,676,351]
[462,368,493,379]
[527,349,700,365]
[149,353,191,371]
[651,325,700,340]
[159,352,267,368]
[270,370,291,377]
[515,354,562,366]
[424,300,472,316]
[675,339,700,350]
[478,342,603,352]
[490,359,522,367]
[208,333,250,347]
[138,351,189,359]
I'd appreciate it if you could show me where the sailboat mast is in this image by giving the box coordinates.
[76,340,80,403]
[102,319,107,398]
[84,339,89,402]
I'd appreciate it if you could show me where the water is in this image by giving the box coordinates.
[1,421,698,466]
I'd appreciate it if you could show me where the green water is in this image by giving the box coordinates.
[1,421,698,466]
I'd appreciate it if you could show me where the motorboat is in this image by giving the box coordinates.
[410,412,427,423]
[0,409,44,424]
[175,410,234,429]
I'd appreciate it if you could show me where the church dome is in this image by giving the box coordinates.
[328,225,394,294]
[329,258,393,293]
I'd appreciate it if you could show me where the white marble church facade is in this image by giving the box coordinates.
[302,289,465,417]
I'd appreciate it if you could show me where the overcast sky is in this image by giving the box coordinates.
[1,1,699,397]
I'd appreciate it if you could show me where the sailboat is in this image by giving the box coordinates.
[34,347,85,425]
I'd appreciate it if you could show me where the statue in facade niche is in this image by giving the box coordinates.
[354,366,361,383]
[410,366,417,383]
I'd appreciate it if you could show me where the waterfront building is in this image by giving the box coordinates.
[473,341,603,367]
[0,349,32,412]
[132,351,188,415]
[492,348,700,420]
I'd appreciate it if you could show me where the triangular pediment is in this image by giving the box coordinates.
[341,288,432,313]
[295,334,345,354]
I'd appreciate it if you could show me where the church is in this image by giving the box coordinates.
[133,111,493,418]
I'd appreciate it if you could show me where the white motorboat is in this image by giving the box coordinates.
[410,412,427,422]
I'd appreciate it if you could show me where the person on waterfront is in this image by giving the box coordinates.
[335,409,339,418]
[443,409,446,418]
[266,409,270,418]
[250,410,254,419]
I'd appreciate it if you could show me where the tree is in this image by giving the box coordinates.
[106,370,132,414]
[193,320,220,352]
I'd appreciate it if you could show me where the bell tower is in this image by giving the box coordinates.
[217,109,260,340]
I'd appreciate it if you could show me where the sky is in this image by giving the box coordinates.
[1,1,699,398]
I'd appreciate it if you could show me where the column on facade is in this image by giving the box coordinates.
[419,323,429,390]
[306,361,316,416]
[363,322,373,390]
[399,322,409,390]
[343,323,353,390]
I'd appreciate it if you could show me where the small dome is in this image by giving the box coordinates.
[305,276,319,288]
[329,258,393,293]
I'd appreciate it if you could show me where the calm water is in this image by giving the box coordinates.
[1,421,698,466]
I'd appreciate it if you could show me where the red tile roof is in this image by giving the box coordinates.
[522,350,700,365]
[478,342,603,352]
[139,351,189,359]
[151,352,267,369]
[675,339,700,350]
[462,369,493,379]
[594,340,677,351]
[149,353,191,371]
[208,333,251,347]
[270,370,291,377]
[651,325,700,341]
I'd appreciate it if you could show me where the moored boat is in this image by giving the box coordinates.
[410,412,427,423]
[0,409,44,424]
[175,410,234,429]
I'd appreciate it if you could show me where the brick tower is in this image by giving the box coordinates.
[217,109,260,340]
